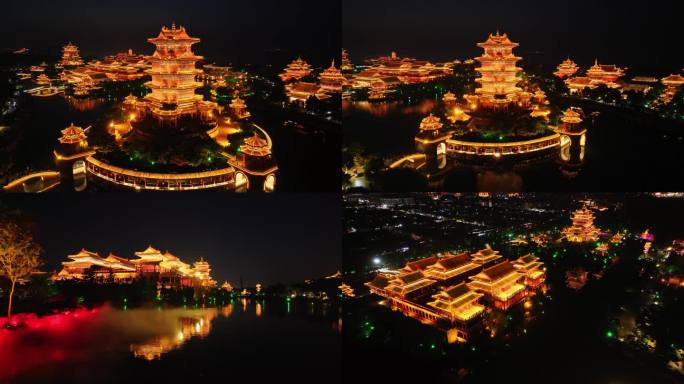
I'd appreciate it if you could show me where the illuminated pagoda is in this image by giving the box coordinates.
[53,123,93,188]
[442,91,457,105]
[661,74,684,103]
[231,132,278,192]
[318,60,345,93]
[55,249,136,282]
[512,254,545,289]
[61,42,84,67]
[36,73,51,85]
[229,93,251,119]
[55,123,89,157]
[554,58,579,78]
[470,244,503,267]
[586,59,625,87]
[556,108,586,141]
[562,206,600,242]
[341,48,353,71]
[423,252,480,284]
[467,260,526,310]
[279,57,313,82]
[142,23,212,119]
[427,283,485,325]
[473,31,523,108]
[221,281,233,292]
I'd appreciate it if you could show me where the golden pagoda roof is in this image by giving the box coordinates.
[240,133,271,157]
[478,31,519,47]
[59,123,87,144]
[561,108,583,124]
[419,113,443,131]
[662,74,684,85]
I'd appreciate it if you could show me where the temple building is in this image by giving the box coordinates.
[401,255,439,273]
[55,249,137,282]
[285,82,331,103]
[661,74,684,103]
[381,270,437,299]
[36,73,51,85]
[423,252,480,285]
[554,58,579,78]
[562,206,600,242]
[318,60,345,93]
[565,76,595,93]
[427,283,485,325]
[86,48,149,81]
[141,24,215,119]
[473,32,523,108]
[341,48,353,71]
[229,93,251,119]
[360,51,453,84]
[467,260,526,310]
[470,244,503,267]
[442,91,457,105]
[585,59,625,87]
[512,254,545,289]
[279,57,313,82]
[61,42,84,67]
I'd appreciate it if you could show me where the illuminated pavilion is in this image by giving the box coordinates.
[61,42,84,67]
[279,57,313,82]
[562,206,600,242]
[318,60,345,93]
[229,93,251,119]
[341,48,353,71]
[512,254,545,289]
[231,132,278,192]
[554,58,579,78]
[467,260,526,310]
[470,244,503,267]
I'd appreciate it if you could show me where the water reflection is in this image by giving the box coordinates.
[0,299,340,382]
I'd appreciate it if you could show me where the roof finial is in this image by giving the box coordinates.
[172,21,176,30]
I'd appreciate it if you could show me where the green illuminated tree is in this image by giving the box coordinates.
[0,222,42,326]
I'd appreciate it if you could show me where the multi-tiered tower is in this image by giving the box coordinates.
[144,23,204,118]
[554,58,579,78]
[319,60,345,93]
[61,43,84,67]
[474,32,523,108]
[562,206,600,242]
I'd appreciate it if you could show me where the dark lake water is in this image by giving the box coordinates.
[343,99,684,192]
[0,299,341,383]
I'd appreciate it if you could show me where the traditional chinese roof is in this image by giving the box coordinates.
[561,108,583,124]
[662,74,684,86]
[478,31,519,48]
[240,133,271,157]
[404,255,438,271]
[59,123,87,144]
[472,260,518,282]
[419,114,443,131]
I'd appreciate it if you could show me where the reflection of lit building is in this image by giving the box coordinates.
[512,254,545,289]
[566,269,588,290]
[61,42,84,67]
[280,57,312,82]
[131,311,216,361]
[554,58,579,78]
[467,260,526,310]
[562,206,600,242]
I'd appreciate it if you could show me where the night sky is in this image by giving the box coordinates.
[2,0,341,67]
[0,194,341,287]
[343,0,683,75]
